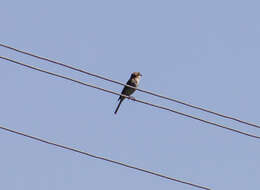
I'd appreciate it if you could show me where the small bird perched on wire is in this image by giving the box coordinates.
[114,72,142,114]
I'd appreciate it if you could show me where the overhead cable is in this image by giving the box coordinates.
[0,125,211,190]
[1,43,259,129]
[1,56,259,139]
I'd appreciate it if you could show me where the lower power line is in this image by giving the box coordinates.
[0,125,211,190]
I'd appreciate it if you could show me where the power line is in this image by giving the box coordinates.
[1,56,260,139]
[0,125,211,190]
[1,43,259,129]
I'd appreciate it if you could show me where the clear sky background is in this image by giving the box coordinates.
[1,1,260,189]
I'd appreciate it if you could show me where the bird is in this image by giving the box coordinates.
[114,72,142,114]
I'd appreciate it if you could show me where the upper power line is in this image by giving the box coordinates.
[0,125,211,190]
[1,43,259,129]
[1,56,260,140]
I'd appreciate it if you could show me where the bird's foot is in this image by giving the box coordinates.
[128,96,136,101]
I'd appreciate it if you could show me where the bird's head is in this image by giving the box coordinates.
[131,72,142,78]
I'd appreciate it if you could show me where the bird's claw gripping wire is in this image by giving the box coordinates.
[128,96,136,101]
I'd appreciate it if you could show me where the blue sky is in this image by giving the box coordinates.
[1,1,260,189]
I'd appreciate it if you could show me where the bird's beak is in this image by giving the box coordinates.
[140,73,143,76]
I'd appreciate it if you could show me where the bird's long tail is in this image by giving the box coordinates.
[114,98,124,114]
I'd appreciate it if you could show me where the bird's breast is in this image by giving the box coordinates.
[135,76,141,86]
